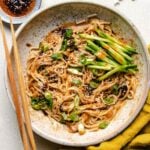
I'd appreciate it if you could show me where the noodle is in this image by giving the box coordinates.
[26,18,139,134]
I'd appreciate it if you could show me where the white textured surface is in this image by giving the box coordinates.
[0,0,150,150]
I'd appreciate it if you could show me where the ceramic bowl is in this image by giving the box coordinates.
[5,1,150,147]
[0,0,42,24]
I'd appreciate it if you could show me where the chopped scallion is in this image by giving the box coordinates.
[99,121,109,129]
[51,53,63,60]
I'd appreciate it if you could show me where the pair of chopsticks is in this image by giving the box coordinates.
[0,17,36,150]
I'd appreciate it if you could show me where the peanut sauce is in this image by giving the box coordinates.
[0,0,35,17]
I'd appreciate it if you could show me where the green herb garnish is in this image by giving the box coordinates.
[60,29,73,51]
[60,39,68,51]
[51,53,63,60]
[79,31,138,80]
[79,54,94,65]
[99,121,109,129]
[39,42,50,52]
[64,29,73,39]
[31,92,53,110]
[69,112,79,122]
[44,92,53,110]
[61,111,79,122]
[31,98,48,110]
[72,79,82,86]
[74,95,80,109]
[91,69,100,76]
[89,81,99,89]
[112,84,119,95]
[103,97,115,105]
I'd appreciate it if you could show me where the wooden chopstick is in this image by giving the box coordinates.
[0,18,29,150]
[9,18,37,150]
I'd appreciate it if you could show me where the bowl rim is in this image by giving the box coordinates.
[4,0,150,147]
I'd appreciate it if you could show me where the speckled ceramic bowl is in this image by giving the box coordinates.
[0,0,42,24]
[5,1,150,147]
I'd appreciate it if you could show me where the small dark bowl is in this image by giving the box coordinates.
[0,0,42,24]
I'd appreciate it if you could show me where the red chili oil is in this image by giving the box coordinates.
[0,0,35,17]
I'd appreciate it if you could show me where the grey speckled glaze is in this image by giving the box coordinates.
[5,1,150,147]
